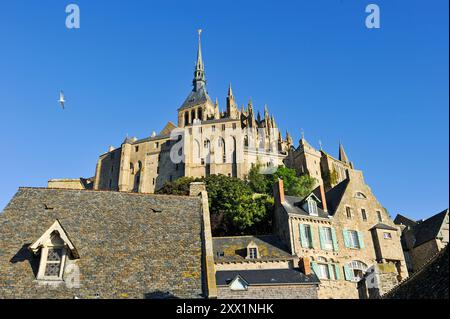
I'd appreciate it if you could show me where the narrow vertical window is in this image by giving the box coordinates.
[361,209,367,221]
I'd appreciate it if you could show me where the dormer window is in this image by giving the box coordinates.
[246,241,259,259]
[307,198,318,216]
[248,248,257,259]
[29,220,79,282]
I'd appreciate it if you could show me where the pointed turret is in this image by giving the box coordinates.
[227,83,238,119]
[214,98,220,119]
[338,142,350,164]
[264,104,269,119]
[286,130,293,146]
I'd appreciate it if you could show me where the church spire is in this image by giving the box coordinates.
[339,142,350,164]
[193,29,206,91]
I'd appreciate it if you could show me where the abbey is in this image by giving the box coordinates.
[89,31,291,194]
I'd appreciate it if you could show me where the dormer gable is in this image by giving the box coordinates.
[29,220,79,281]
[300,193,321,216]
[229,275,249,291]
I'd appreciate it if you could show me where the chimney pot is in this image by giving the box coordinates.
[319,184,328,213]
[299,257,312,275]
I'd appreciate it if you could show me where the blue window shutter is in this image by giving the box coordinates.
[334,264,341,280]
[310,226,315,248]
[342,229,350,248]
[311,262,319,276]
[343,265,353,281]
[299,224,308,248]
[357,231,365,249]
[318,226,325,250]
[331,228,339,251]
[327,264,334,280]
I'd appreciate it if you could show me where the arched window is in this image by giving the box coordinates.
[191,109,196,122]
[197,108,203,121]
[355,192,367,199]
[347,261,368,281]
[184,111,189,126]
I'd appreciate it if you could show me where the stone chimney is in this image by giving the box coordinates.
[319,184,328,213]
[299,257,311,275]
[189,182,206,196]
[273,178,285,204]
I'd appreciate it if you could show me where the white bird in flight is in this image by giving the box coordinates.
[58,90,66,109]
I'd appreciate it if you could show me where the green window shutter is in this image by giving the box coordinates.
[331,228,339,251]
[327,264,334,280]
[357,231,365,249]
[342,229,350,248]
[318,226,325,250]
[311,262,319,276]
[334,264,341,280]
[343,265,353,281]
[299,224,308,248]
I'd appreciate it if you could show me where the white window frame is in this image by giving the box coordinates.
[348,261,368,282]
[37,246,67,281]
[348,230,360,249]
[307,198,318,216]
[304,224,313,248]
[323,227,334,250]
[317,263,330,280]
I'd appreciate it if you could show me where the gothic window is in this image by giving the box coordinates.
[244,135,249,147]
[191,109,196,122]
[198,108,202,120]
[130,163,135,174]
[184,112,189,126]
[204,139,210,148]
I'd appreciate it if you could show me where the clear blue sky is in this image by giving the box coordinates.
[0,0,448,220]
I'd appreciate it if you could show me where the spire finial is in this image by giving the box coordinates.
[300,128,305,139]
[193,29,206,90]
[319,140,323,150]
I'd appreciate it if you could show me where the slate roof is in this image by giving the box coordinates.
[322,179,349,215]
[370,223,398,231]
[216,269,320,286]
[394,214,418,228]
[383,245,449,299]
[213,235,293,263]
[283,195,329,219]
[0,188,206,299]
[413,209,448,248]
[179,86,213,110]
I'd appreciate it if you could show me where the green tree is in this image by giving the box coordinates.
[247,163,270,194]
[269,166,316,198]
[157,176,201,195]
